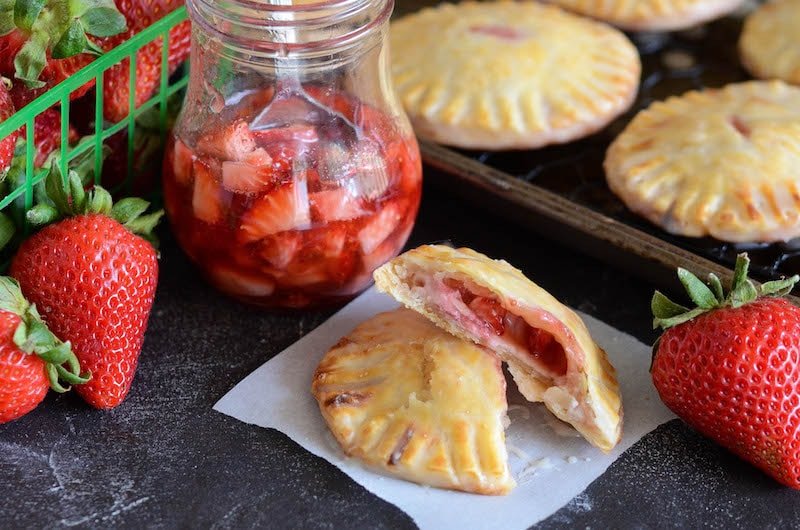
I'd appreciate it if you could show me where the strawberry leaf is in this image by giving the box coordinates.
[13,32,48,88]
[731,279,758,308]
[111,197,149,224]
[651,290,689,322]
[0,276,29,316]
[0,3,15,36]
[14,0,44,33]
[677,268,719,309]
[654,307,709,330]
[731,253,750,293]
[707,273,724,303]
[67,170,86,211]
[80,5,126,37]
[26,203,58,226]
[52,19,89,59]
[761,276,800,297]
[0,211,15,250]
[87,186,112,214]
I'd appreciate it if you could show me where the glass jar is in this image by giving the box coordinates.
[164,0,422,309]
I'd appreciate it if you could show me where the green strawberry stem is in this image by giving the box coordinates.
[3,0,127,87]
[28,159,164,246]
[652,253,800,330]
[0,275,89,391]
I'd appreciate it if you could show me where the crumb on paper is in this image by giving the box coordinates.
[662,50,696,71]
[566,456,579,464]
[517,457,555,482]
[508,445,531,461]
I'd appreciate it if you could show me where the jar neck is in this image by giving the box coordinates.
[187,0,393,68]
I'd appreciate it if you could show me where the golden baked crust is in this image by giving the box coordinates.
[545,0,744,31]
[373,245,623,452]
[740,0,800,85]
[389,1,640,150]
[605,80,800,243]
[311,307,515,495]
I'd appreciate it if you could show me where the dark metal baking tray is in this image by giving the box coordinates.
[407,4,800,299]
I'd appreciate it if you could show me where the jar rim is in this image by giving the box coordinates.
[188,0,393,55]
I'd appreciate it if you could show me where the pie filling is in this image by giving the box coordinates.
[419,275,568,377]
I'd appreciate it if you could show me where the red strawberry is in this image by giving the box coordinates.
[0,276,89,423]
[0,78,19,172]
[10,167,161,409]
[101,0,191,122]
[31,108,80,167]
[650,254,800,488]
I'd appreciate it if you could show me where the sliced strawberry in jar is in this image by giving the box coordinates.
[360,238,401,276]
[258,231,303,269]
[251,124,319,146]
[239,179,311,242]
[310,189,365,223]
[197,120,257,160]
[281,260,330,287]
[192,158,224,225]
[358,201,403,254]
[207,264,275,297]
[222,149,274,194]
[173,139,195,185]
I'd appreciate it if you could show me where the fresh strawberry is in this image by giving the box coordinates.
[0,78,18,172]
[31,108,80,167]
[101,0,191,122]
[239,180,311,242]
[0,276,89,423]
[0,0,127,106]
[10,167,161,409]
[650,254,800,488]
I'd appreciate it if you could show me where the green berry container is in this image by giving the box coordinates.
[0,6,189,246]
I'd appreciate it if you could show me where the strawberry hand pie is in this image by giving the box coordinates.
[374,245,623,452]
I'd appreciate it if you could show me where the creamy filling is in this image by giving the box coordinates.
[413,273,568,378]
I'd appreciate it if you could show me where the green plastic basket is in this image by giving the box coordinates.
[0,6,190,229]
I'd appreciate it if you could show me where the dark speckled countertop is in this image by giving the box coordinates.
[2,175,799,529]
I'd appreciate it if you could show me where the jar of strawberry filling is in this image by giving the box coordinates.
[164,0,422,309]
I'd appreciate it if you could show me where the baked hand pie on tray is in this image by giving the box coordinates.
[374,245,624,452]
[739,0,800,85]
[605,80,800,243]
[389,0,640,150]
[311,307,515,495]
[543,0,745,31]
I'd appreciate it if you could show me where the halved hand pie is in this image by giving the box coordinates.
[312,307,515,495]
[374,245,623,452]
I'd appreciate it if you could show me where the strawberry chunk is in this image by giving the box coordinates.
[358,201,403,254]
[258,231,302,269]
[192,158,224,224]
[251,124,319,146]
[527,328,567,376]
[360,238,400,275]
[197,120,257,161]
[310,189,365,223]
[281,261,330,287]
[239,180,311,242]
[222,149,274,194]
[469,297,507,336]
[173,139,195,185]
[208,265,275,297]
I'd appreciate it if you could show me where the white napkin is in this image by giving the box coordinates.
[214,286,675,530]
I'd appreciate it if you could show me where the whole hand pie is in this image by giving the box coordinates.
[373,245,623,452]
[739,0,800,85]
[605,80,800,243]
[311,307,515,495]
[389,1,640,150]
[544,0,744,31]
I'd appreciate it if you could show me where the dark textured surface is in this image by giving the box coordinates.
[1,180,799,529]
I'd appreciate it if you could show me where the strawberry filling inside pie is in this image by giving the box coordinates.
[432,277,569,378]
